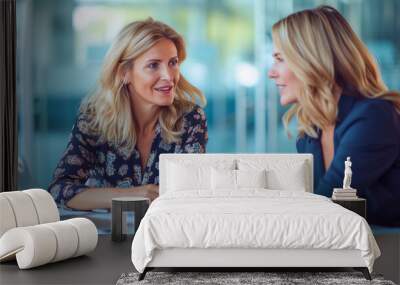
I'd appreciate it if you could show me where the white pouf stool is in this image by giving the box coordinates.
[0,189,98,269]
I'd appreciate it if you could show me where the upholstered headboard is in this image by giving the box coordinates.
[159,154,313,195]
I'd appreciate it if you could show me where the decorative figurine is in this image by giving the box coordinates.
[342,157,353,190]
[333,157,357,199]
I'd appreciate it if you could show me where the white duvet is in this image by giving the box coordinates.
[131,190,380,273]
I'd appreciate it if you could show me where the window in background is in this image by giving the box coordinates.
[17,0,400,194]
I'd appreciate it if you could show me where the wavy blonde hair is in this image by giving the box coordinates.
[80,18,205,151]
[272,5,400,138]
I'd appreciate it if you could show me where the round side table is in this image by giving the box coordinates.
[111,197,149,242]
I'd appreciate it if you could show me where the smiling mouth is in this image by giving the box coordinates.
[155,86,173,91]
[276,84,286,91]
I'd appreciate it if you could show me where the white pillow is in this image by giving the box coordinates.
[211,168,236,190]
[237,159,307,191]
[266,167,306,191]
[166,162,211,191]
[236,169,267,188]
[211,169,267,190]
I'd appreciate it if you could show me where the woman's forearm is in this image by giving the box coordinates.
[66,186,148,210]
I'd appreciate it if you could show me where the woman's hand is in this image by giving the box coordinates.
[140,184,159,202]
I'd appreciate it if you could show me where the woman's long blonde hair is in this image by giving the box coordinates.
[80,18,205,151]
[272,5,400,138]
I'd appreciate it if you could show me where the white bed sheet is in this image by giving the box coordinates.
[131,190,380,273]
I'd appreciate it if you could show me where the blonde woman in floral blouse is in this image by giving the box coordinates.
[48,18,207,210]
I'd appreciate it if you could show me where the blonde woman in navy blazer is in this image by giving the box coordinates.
[268,6,400,226]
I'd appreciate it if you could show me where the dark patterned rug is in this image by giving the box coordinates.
[116,271,396,285]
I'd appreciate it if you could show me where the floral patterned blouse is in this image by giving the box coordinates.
[48,105,208,206]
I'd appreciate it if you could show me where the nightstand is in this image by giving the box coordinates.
[331,198,366,218]
[111,197,149,242]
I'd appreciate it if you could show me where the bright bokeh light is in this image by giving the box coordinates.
[234,62,260,87]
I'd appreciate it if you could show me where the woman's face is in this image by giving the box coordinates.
[127,38,180,107]
[268,46,301,106]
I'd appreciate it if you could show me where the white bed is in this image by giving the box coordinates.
[131,154,380,280]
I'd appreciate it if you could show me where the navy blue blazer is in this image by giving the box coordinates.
[297,90,400,226]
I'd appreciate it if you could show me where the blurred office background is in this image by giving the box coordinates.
[16,0,400,190]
